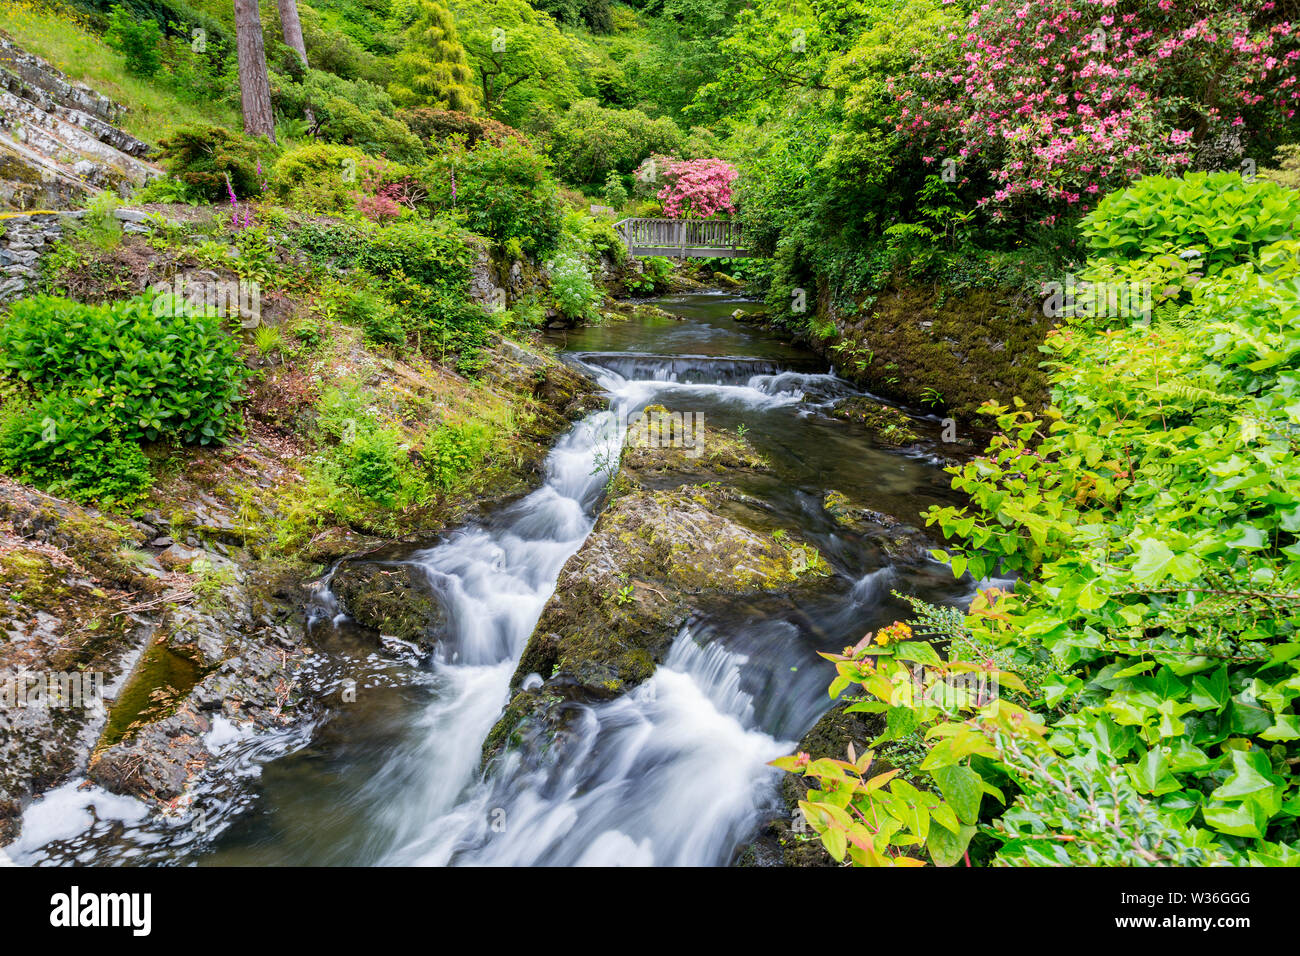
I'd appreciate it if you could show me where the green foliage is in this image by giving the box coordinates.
[623,255,673,295]
[105,3,162,77]
[451,0,578,121]
[156,124,274,202]
[0,294,246,445]
[353,219,475,294]
[1261,144,1300,191]
[314,385,423,509]
[912,176,1300,865]
[271,141,372,214]
[422,139,565,257]
[602,171,629,209]
[336,287,404,347]
[546,220,606,320]
[423,420,491,489]
[77,190,124,252]
[548,98,683,185]
[0,395,153,507]
[1081,172,1300,275]
[388,0,479,112]
[0,293,247,506]
[270,69,426,164]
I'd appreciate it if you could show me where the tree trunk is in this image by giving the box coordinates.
[275,0,315,128]
[276,0,309,68]
[234,0,276,142]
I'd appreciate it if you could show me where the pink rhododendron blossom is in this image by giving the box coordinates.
[657,159,739,219]
[895,0,1300,209]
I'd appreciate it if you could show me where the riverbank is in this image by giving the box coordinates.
[0,320,599,845]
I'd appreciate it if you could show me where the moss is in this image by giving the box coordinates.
[830,397,922,446]
[824,283,1051,428]
[98,640,205,749]
[330,562,443,648]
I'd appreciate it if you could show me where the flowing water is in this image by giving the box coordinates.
[12,292,980,867]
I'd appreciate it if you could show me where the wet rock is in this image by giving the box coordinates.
[829,397,923,446]
[822,490,930,564]
[330,562,445,651]
[502,483,831,724]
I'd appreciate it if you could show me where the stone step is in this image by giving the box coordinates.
[0,31,123,126]
[0,34,161,211]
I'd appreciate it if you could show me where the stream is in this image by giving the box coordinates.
[11,292,978,867]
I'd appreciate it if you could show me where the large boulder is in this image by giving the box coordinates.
[329,562,445,651]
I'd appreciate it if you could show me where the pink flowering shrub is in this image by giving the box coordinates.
[657,159,740,219]
[896,0,1300,220]
[353,158,426,223]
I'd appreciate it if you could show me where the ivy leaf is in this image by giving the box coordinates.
[1130,537,1176,583]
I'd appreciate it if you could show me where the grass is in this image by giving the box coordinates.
[0,0,238,144]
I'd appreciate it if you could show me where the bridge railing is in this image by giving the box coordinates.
[614,217,750,257]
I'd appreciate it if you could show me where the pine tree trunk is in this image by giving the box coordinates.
[276,0,309,68]
[234,0,276,142]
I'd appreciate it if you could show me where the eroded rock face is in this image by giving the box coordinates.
[0,475,313,841]
[0,33,158,211]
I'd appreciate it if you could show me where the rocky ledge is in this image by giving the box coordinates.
[481,414,833,763]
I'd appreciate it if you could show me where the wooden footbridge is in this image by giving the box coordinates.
[615,218,757,258]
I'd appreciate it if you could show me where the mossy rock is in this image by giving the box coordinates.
[622,409,771,484]
[498,481,833,751]
[330,562,444,650]
[822,489,930,564]
[822,283,1051,428]
[829,397,922,446]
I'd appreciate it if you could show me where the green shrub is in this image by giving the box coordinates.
[421,140,565,257]
[339,427,408,508]
[547,248,601,321]
[337,287,404,347]
[354,220,475,295]
[271,69,426,164]
[0,394,153,507]
[397,108,529,149]
[423,420,491,489]
[1081,171,1300,274]
[105,4,162,78]
[0,294,246,446]
[602,171,629,210]
[271,142,372,214]
[548,99,683,185]
[77,191,124,252]
[315,385,425,509]
[388,276,500,372]
[156,125,275,203]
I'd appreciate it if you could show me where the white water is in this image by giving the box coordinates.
[9,321,962,867]
[379,629,790,866]
[362,362,828,866]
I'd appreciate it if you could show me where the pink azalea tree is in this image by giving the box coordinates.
[657,158,740,219]
[895,0,1300,221]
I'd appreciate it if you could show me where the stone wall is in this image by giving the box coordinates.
[0,208,152,304]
